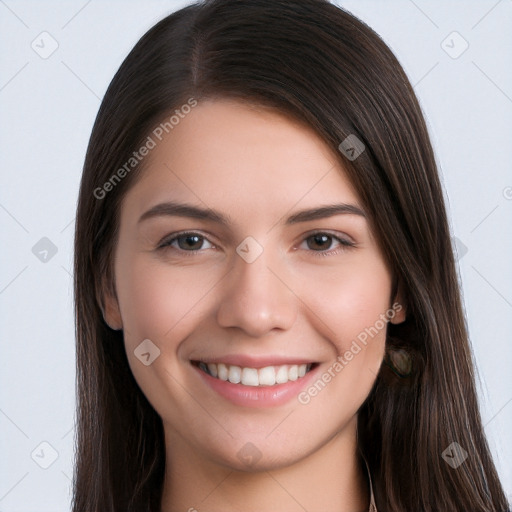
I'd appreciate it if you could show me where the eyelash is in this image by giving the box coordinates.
[157,230,356,257]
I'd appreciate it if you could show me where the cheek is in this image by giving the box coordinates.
[115,254,221,349]
[299,257,392,380]
[114,255,222,419]
[288,260,393,440]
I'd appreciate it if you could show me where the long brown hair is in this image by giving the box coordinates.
[73,1,509,510]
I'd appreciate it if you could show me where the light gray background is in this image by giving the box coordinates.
[1,0,511,510]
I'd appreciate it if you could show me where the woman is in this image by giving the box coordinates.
[72,0,509,510]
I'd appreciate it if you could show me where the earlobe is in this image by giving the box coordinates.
[390,287,407,325]
[389,303,406,324]
[103,293,123,330]
[98,278,123,330]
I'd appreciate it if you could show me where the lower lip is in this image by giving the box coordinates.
[192,364,320,408]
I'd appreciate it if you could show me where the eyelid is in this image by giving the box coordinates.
[295,230,357,257]
[157,230,216,251]
[297,229,356,246]
[156,229,356,254]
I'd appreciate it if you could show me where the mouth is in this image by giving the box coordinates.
[191,360,319,387]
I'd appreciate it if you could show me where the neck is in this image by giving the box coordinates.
[160,419,370,512]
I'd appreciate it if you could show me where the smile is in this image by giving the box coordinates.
[193,361,316,387]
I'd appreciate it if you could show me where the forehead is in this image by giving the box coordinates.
[122,99,361,221]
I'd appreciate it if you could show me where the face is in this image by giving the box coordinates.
[104,99,405,471]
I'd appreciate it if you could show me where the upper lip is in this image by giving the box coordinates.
[191,355,318,369]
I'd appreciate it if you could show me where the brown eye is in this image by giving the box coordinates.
[177,234,203,250]
[159,233,213,251]
[306,233,334,251]
[299,231,355,254]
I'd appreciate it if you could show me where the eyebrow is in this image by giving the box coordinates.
[138,201,366,226]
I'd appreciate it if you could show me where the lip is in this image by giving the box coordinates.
[191,360,321,408]
[190,354,316,369]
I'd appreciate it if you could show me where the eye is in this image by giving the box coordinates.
[158,232,214,252]
[299,231,355,254]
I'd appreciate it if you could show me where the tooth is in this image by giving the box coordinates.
[288,365,298,381]
[228,365,241,384]
[241,367,259,386]
[275,365,289,384]
[207,363,218,378]
[258,366,276,386]
[217,363,228,381]
[205,362,311,385]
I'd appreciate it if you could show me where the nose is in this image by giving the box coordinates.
[216,246,297,337]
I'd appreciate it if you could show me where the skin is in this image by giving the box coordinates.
[103,99,406,512]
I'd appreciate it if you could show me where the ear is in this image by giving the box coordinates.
[389,283,407,325]
[97,276,123,330]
